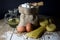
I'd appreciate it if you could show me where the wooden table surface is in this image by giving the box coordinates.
[0,19,14,40]
[0,19,60,40]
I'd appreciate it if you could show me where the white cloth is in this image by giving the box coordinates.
[18,14,39,27]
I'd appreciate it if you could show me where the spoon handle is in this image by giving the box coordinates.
[37,1,44,6]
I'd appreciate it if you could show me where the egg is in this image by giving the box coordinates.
[26,23,33,32]
[16,26,26,33]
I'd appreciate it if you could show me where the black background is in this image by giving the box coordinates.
[0,0,60,30]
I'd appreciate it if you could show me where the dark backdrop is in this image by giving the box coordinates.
[0,0,60,30]
[0,0,59,18]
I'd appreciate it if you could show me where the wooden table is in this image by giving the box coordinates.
[0,19,60,40]
[0,19,14,40]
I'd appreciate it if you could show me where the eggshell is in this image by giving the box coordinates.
[16,26,26,33]
[26,23,32,32]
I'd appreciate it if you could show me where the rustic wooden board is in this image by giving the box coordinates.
[0,19,60,40]
[0,19,14,40]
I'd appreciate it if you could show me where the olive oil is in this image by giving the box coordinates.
[8,18,19,28]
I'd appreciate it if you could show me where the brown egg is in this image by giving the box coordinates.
[16,26,26,33]
[26,23,32,32]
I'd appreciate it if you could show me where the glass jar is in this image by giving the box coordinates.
[4,9,20,28]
